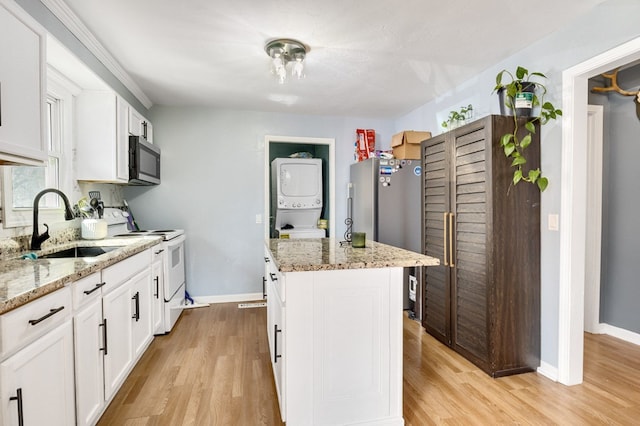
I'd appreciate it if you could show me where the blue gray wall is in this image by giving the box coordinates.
[394,0,640,368]
[124,107,394,298]
[591,67,640,333]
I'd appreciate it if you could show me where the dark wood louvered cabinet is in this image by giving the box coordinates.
[421,115,540,377]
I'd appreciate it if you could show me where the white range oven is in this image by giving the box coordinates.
[128,230,186,333]
[105,208,186,333]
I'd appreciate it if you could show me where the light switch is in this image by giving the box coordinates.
[255,214,263,224]
[548,214,559,231]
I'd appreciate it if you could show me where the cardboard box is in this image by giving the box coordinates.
[391,130,431,159]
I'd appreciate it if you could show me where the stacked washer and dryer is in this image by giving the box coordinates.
[271,157,326,239]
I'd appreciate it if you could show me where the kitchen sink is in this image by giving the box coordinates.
[40,246,124,259]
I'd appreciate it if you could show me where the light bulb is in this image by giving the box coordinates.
[272,56,284,72]
[293,59,304,79]
[277,65,287,84]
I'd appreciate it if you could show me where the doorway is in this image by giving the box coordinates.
[559,36,640,385]
[263,135,336,240]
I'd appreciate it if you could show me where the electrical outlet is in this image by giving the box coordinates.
[548,214,559,231]
[255,214,263,224]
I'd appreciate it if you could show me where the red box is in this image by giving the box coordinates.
[356,129,375,161]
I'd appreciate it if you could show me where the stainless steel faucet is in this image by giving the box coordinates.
[31,188,75,250]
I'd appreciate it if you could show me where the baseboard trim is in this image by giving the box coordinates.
[600,323,640,345]
[194,293,265,305]
[537,361,559,382]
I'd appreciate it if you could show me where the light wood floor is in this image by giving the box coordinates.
[98,302,640,425]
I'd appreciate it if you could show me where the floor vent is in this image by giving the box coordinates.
[238,302,267,309]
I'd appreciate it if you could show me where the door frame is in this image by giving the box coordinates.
[583,104,604,334]
[559,36,640,385]
[263,135,336,240]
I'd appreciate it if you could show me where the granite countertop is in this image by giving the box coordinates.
[267,238,439,272]
[0,237,162,315]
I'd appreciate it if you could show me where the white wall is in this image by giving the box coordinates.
[394,0,640,370]
[124,107,394,298]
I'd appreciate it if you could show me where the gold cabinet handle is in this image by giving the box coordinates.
[443,212,448,266]
[449,213,455,267]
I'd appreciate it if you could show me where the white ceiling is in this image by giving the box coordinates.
[61,0,605,118]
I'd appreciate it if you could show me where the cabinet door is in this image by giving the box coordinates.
[0,2,46,165]
[144,120,153,143]
[74,298,105,426]
[75,91,129,183]
[151,258,164,335]
[131,269,153,360]
[271,285,285,421]
[306,268,397,425]
[0,320,75,426]
[450,122,489,364]
[116,96,130,181]
[264,254,273,346]
[102,282,133,401]
[128,107,143,136]
[422,133,452,344]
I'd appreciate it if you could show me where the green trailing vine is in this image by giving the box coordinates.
[494,66,562,192]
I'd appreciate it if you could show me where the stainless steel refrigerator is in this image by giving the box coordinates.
[349,158,423,317]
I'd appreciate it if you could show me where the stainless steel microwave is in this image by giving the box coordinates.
[129,135,160,185]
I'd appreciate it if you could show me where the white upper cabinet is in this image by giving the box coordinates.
[0,0,47,166]
[75,91,130,183]
[128,107,152,143]
[76,89,153,183]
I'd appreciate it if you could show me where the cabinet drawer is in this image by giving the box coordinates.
[266,255,285,302]
[151,244,165,262]
[72,272,104,310]
[102,250,150,294]
[0,286,72,359]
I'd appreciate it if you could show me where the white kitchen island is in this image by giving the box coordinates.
[264,238,439,425]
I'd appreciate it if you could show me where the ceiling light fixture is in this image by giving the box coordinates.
[265,38,309,84]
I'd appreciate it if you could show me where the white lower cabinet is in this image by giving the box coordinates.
[0,320,75,426]
[130,269,152,361]
[101,250,152,402]
[74,297,105,426]
[271,283,285,417]
[70,249,154,425]
[0,249,156,426]
[102,278,134,401]
[265,245,404,425]
[265,251,286,420]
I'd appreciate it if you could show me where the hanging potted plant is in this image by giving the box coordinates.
[493,66,562,191]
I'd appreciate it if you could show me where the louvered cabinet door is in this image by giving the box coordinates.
[451,122,489,368]
[421,133,451,344]
[420,116,540,377]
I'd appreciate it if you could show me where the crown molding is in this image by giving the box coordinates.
[40,0,153,109]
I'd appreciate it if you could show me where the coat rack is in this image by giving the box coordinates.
[592,68,639,96]
[591,68,640,119]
